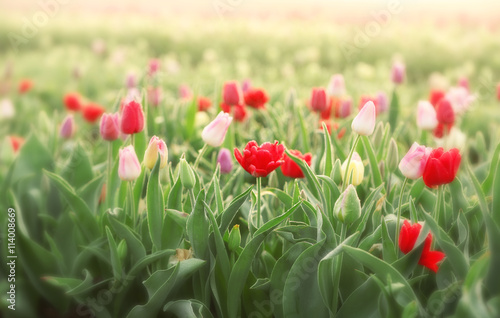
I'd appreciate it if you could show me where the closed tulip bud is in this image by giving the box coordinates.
[327,74,346,97]
[376,91,388,114]
[180,157,196,189]
[372,122,384,148]
[144,136,168,170]
[223,81,243,106]
[310,88,328,112]
[179,84,193,100]
[148,58,160,76]
[398,142,431,180]
[352,101,376,136]
[332,159,342,184]
[386,138,399,172]
[118,146,141,181]
[436,99,455,125]
[117,240,127,263]
[60,115,75,139]
[417,101,438,130]
[228,224,241,252]
[100,113,120,141]
[333,185,361,225]
[341,152,364,186]
[241,79,252,93]
[125,73,136,89]
[217,148,233,174]
[121,100,144,134]
[391,61,405,85]
[338,97,352,118]
[202,111,233,147]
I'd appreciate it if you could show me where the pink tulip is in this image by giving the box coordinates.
[217,148,233,173]
[351,101,376,136]
[126,73,136,89]
[417,101,438,130]
[202,111,233,147]
[223,81,243,106]
[445,87,475,115]
[338,97,352,118]
[241,79,252,93]
[118,145,141,181]
[310,88,328,112]
[457,77,469,92]
[179,84,193,100]
[399,142,432,180]
[391,61,405,85]
[100,113,120,141]
[148,59,160,76]
[327,74,346,97]
[376,91,388,114]
[60,115,75,139]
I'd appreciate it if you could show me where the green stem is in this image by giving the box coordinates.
[193,143,209,170]
[130,134,135,147]
[435,185,443,227]
[106,142,113,210]
[189,189,196,208]
[342,135,361,191]
[256,177,262,228]
[395,177,408,255]
[332,224,347,313]
[128,181,135,226]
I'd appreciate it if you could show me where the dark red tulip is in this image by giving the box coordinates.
[244,88,269,109]
[221,102,247,122]
[64,92,82,111]
[422,148,461,187]
[234,141,285,178]
[82,103,105,123]
[310,88,328,112]
[121,100,144,134]
[436,99,455,125]
[429,89,445,108]
[281,149,312,178]
[197,96,212,112]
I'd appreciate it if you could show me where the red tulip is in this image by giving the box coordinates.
[64,92,82,111]
[18,79,33,94]
[436,99,455,125]
[244,88,269,109]
[422,148,461,187]
[429,89,445,108]
[223,81,243,106]
[310,88,328,112]
[281,150,312,178]
[234,141,285,178]
[398,220,445,273]
[433,122,452,138]
[198,96,212,112]
[9,136,25,153]
[221,102,247,122]
[121,100,144,134]
[82,103,105,123]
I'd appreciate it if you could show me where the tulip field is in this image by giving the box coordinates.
[1,5,500,318]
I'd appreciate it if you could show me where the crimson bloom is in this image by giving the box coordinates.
[234,141,285,177]
[9,136,25,153]
[436,99,455,125]
[433,122,452,138]
[422,148,461,187]
[310,88,328,112]
[429,89,445,108]
[18,79,33,94]
[198,96,212,112]
[64,92,82,111]
[121,100,144,134]
[281,150,312,178]
[82,103,105,123]
[399,220,445,273]
[221,102,247,122]
[244,88,269,109]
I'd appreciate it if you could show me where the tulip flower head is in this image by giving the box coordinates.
[391,61,405,85]
[64,92,82,111]
[223,81,243,106]
[445,87,475,115]
[197,96,212,112]
[18,79,33,94]
[118,146,141,181]
[217,148,233,174]
[352,101,376,136]
[148,59,160,76]
[9,136,25,153]
[121,100,144,134]
[179,84,193,101]
[82,103,105,123]
[429,89,445,108]
[100,113,120,141]
[202,112,233,147]
[422,148,461,187]
[221,102,247,122]
[341,152,364,186]
[60,115,75,139]
[417,101,438,130]
[376,92,389,115]
[244,88,269,109]
[241,79,252,93]
[234,141,285,178]
[125,73,137,89]
[281,149,312,179]
[333,185,361,225]
[327,74,346,97]
[337,97,352,118]
[399,142,432,180]
[310,88,328,112]
[144,136,168,170]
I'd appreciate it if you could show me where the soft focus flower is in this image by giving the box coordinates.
[100,113,120,141]
[399,220,445,273]
[121,101,144,134]
[63,93,82,111]
[435,127,466,151]
[333,185,361,225]
[148,59,160,76]
[457,77,469,92]
[244,88,269,109]
[223,81,243,106]
[217,148,233,174]
[0,98,15,120]
[436,99,455,125]
[358,95,378,112]
[221,102,247,122]
[417,101,438,130]
[179,84,192,100]
[147,87,162,107]
[18,79,33,94]
[202,111,233,147]
[234,141,285,178]
[429,89,445,108]
[399,142,432,179]
[126,73,136,89]
[497,83,500,101]
[341,152,364,186]
[337,97,352,118]
[144,136,168,170]
[118,146,141,181]
[327,74,346,97]
[9,136,24,153]
[376,91,389,114]
[82,103,105,123]
[60,115,75,139]
[352,101,376,136]
[445,87,475,115]
[241,79,252,93]
[281,149,312,178]
[422,148,461,187]
[197,96,212,112]
[321,97,335,120]
[391,61,405,85]
[433,123,453,139]
[310,88,328,112]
